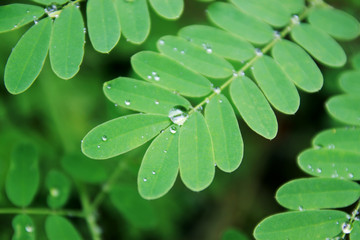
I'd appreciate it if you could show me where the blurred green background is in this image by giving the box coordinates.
[0,0,359,239]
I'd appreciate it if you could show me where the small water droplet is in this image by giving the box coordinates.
[50,188,59,197]
[14,24,18,28]
[97,145,101,149]
[147,75,152,80]
[213,87,221,94]
[114,103,118,107]
[102,135,107,141]
[255,48,263,56]
[307,164,312,169]
[298,206,303,211]
[106,84,111,89]
[352,210,359,216]
[202,43,212,54]
[328,144,335,149]
[154,76,160,81]
[25,225,33,233]
[273,30,281,39]
[75,2,80,8]
[251,66,254,70]
[291,15,300,25]
[141,135,144,139]
[159,39,165,45]
[34,19,38,24]
[26,10,30,13]
[155,100,159,105]
[83,27,87,34]
[124,100,131,106]
[173,47,178,51]
[316,168,322,173]
[152,171,156,175]
[342,222,352,234]
[180,50,185,54]
[336,221,339,225]
[163,150,167,153]
[239,71,245,76]
[349,173,354,178]
[143,178,147,182]
[206,48,212,54]
[168,106,188,126]
[205,98,210,103]
[232,70,238,77]
[152,71,157,76]
[170,126,177,134]
[219,99,223,103]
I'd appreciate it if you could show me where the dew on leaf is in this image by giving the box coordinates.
[255,48,263,56]
[154,100,159,105]
[25,225,33,233]
[147,75,152,80]
[316,168,322,173]
[159,39,165,45]
[143,178,147,182]
[102,135,107,141]
[349,173,354,178]
[342,222,352,234]
[97,145,101,149]
[152,171,156,175]
[298,206,304,211]
[106,84,111,89]
[328,144,335,149]
[274,30,281,39]
[168,106,188,126]
[213,87,221,94]
[124,100,131,106]
[170,126,177,134]
[291,15,300,25]
[154,76,160,81]
[50,188,60,197]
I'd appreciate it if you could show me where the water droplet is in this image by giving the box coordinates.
[239,71,245,76]
[106,83,111,89]
[206,48,212,54]
[173,47,178,51]
[50,188,59,197]
[143,178,147,182]
[141,135,144,139]
[342,222,352,234]
[124,100,131,106]
[83,27,87,34]
[328,144,335,149]
[352,210,359,216]
[154,76,160,81]
[25,225,33,233]
[251,66,254,70]
[75,2,80,8]
[170,126,177,134]
[168,106,188,126]
[152,71,157,76]
[114,103,118,107]
[307,164,312,169]
[97,145,101,149]
[147,75,152,79]
[349,173,354,178]
[232,70,238,77]
[159,39,165,45]
[291,15,300,25]
[14,24,18,28]
[273,30,281,39]
[219,99,223,103]
[213,87,221,94]
[102,135,107,141]
[214,163,217,167]
[180,50,185,54]
[34,19,38,24]
[298,206,304,211]
[316,168,322,173]
[26,10,30,13]
[202,43,212,54]
[154,100,159,105]
[163,150,167,153]
[205,98,210,103]
[255,48,263,56]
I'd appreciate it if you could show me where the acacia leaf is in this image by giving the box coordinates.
[82,114,170,159]
[4,18,52,94]
[278,0,304,14]
[339,70,360,95]
[45,216,82,240]
[230,77,278,140]
[46,170,71,209]
[157,35,234,78]
[5,143,39,207]
[205,94,243,172]
[272,40,323,92]
[50,4,85,79]
[0,4,44,33]
[31,0,68,5]
[149,0,183,19]
[276,178,360,210]
[252,56,300,114]
[179,112,215,191]
[87,0,121,53]
[12,215,35,240]
[326,95,360,126]
[206,2,273,45]
[131,51,212,97]
[138,126,179,199]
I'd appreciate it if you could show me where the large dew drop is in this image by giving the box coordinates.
[168,106,188,126]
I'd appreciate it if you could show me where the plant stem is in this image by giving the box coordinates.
[0,208,83,217]
[340,199,360,239]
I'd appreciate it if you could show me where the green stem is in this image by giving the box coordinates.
[0,208,83,217]
[340,199,360,239]
[188,4,314,115]
[77,183,102,240]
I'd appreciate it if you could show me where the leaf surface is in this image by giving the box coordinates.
[46,170,71,209]
[87,0,120,53]
[278,0,304,14]
[50,4,85,79]
[31,0,68,5]
[5,18,52,94]
[149,0,183,19]
[82,114,170,159]
[45,216,82,240]
[179,112,215,191]
[157,36,234,78]
[230,77,278,139]
[131,51,212,97]
[339,70,360,95]
[326,95,360,126]
[12,215,35,240]
[205,94,243,172]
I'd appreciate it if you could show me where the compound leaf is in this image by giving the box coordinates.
[149,0,183,19]
[252,55,300,114]
[103,77,191,115]
[82,114,170,159]
[308,7,360,40]
[205,94,243,172]
[50,4,85,79]
[5,143,39,207]
[157,35,234,78]
[45,170,71,209]
[12,215,35,240]
[207,2,273,45]
[230,77,278,140]
[276,178,360,210]
[0,4,44,33]
[87,0,121,53]
[138,126,179,199]
[115,0,150,44]
[178,25,255,62]
[179,112,215,191]
[291,23,346,67]
[4,18,52,94]
[298,149,360,180]
[339,70,360,95]
[131,51,212,97]
[254,210,347,240]
[326,95,360,126]
[272,39,323,92]
[45,216,82,240]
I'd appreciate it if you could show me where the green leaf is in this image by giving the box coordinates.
[45,170,71,209]
[272,40,323,93]
[351,221,360,240]
[254,210,347,240]
[110,184,158,229]
[5,143,39,207]
[4,18,52,94]
[0,4,44,33]
[149,0,183,19]
[352,52,360,69]
[230,0,290,27]
[207,2,273,45]
[61,153,108,183]
[291,23,346,67]
[205,94,243,172]
[230,77,278,140]
[31,0,68,5]
[50,4,85,79]
[138,126,179,199]
[276,178,360,210]
[87,0,121,53]
[252,56,300,114]
[326,95,360,126]
[82,114,170,159]
[339,70,360,95]
[12,215,35,240]
[45,216,82,240]
[178,25,255,62]
[222,229,249,240]
[298,149,360,180]
[157,35,234,78]
[131,51,212,97]
[115,0,150,44]
[278,0,304,14]
[308,7,360,40]
[103,77,191,115]
[179,112,215,191]
[313,128,360,154]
